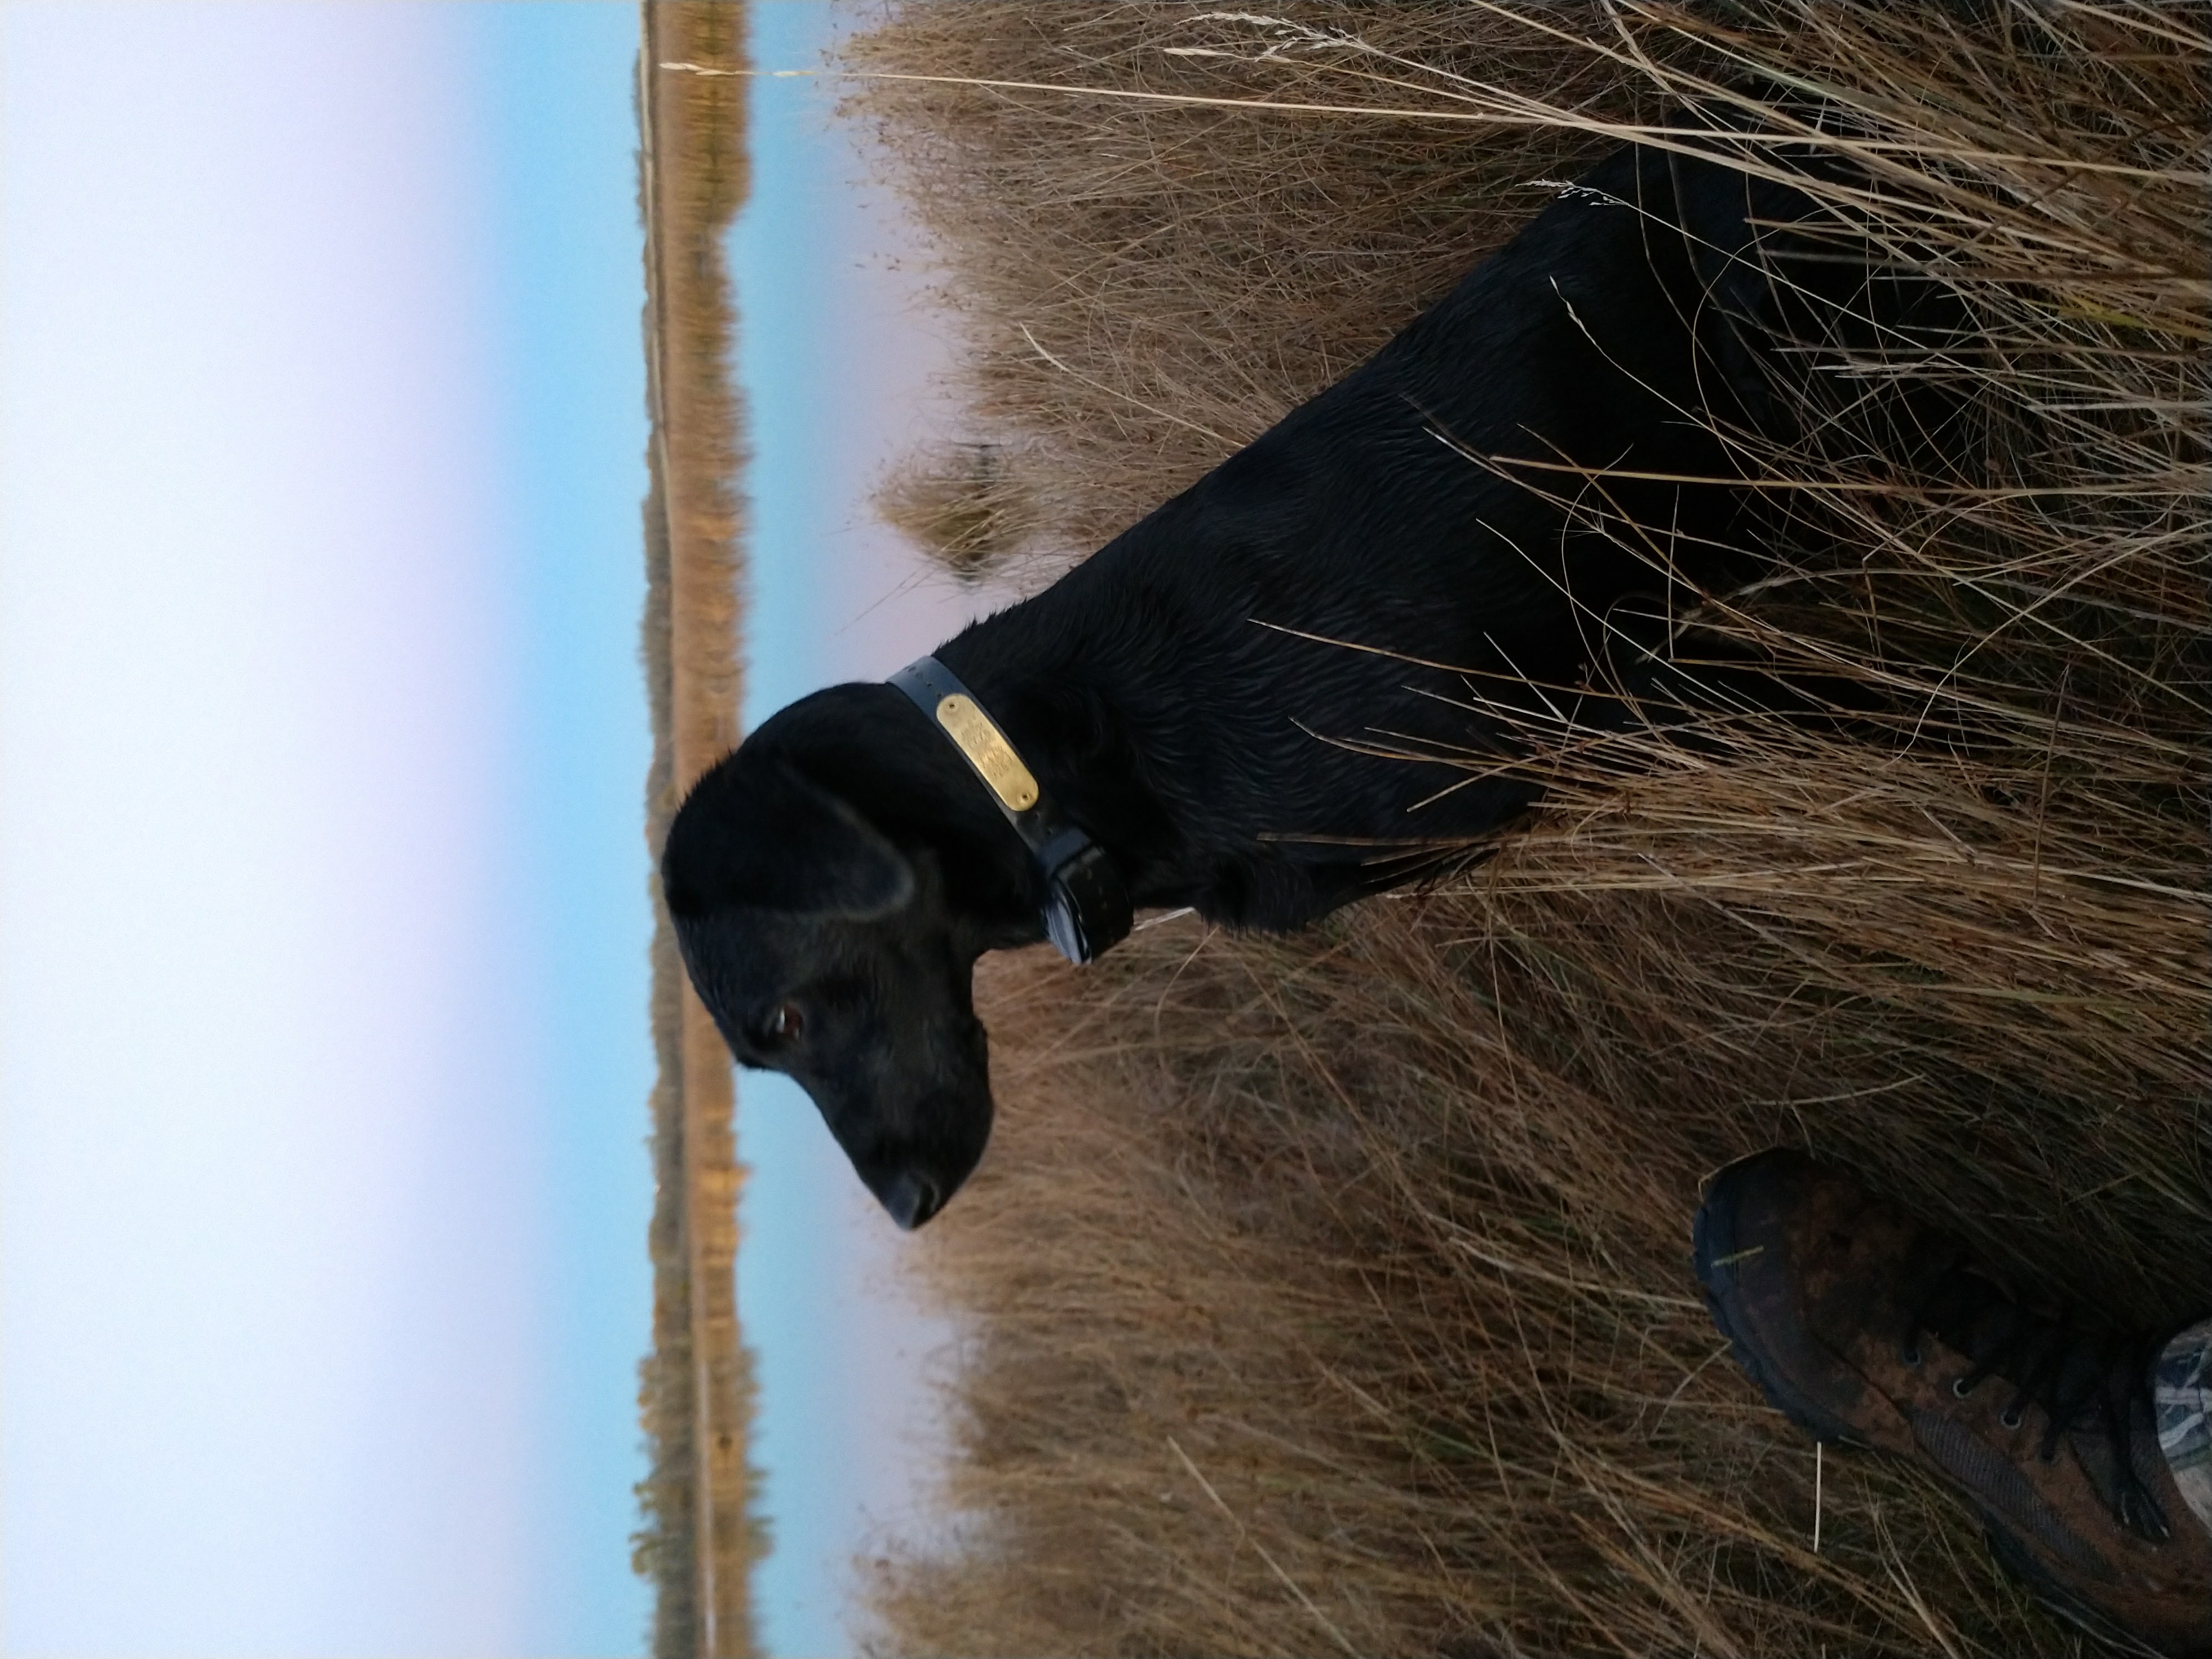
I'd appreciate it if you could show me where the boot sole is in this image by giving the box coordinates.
[1983,1521,2176,1657]
[1692,1151,1866,1448]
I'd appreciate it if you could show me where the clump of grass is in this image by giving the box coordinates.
[847,3,2207,1655]
[874,440,1038,582]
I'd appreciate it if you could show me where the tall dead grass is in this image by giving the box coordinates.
[847,4,2209,1655]
[847,1,1704,574]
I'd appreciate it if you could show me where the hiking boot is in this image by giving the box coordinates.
[1693,1147,2212,1657]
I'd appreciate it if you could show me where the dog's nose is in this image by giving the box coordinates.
[881,1172,941,1231]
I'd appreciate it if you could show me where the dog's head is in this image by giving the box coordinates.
[660,686,1029,1229]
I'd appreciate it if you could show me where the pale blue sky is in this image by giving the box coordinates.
[1,3,995,1656]
[2,4,651,1652]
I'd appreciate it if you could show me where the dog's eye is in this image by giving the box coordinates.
[758,1001,805,1048]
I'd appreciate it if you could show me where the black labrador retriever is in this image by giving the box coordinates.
[663,137,1926,1230]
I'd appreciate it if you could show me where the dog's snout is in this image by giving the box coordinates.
[881,1172,942,1232]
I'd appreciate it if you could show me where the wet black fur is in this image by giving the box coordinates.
[662,138,1954,1229]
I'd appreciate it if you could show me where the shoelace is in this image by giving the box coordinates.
[1900,1246,2171,1541]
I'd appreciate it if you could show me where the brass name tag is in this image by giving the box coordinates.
[934,694,1039,812]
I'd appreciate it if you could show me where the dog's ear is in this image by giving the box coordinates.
[662,754,915,920]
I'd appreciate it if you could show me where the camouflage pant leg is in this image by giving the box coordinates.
[2156,1317,2212,1536]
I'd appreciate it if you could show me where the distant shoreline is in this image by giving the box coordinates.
[633,4,763,1657]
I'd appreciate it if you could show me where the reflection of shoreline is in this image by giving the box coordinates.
[635,4,763,1656]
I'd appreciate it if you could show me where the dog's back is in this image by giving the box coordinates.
[924,140,1901,927]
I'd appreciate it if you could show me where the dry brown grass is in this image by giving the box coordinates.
[845,0,1702,574]
[875,440,1039,583]
[634,3,765,1655]
[843,4,2211,1655]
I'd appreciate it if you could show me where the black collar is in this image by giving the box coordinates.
[889,656,1132,964]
